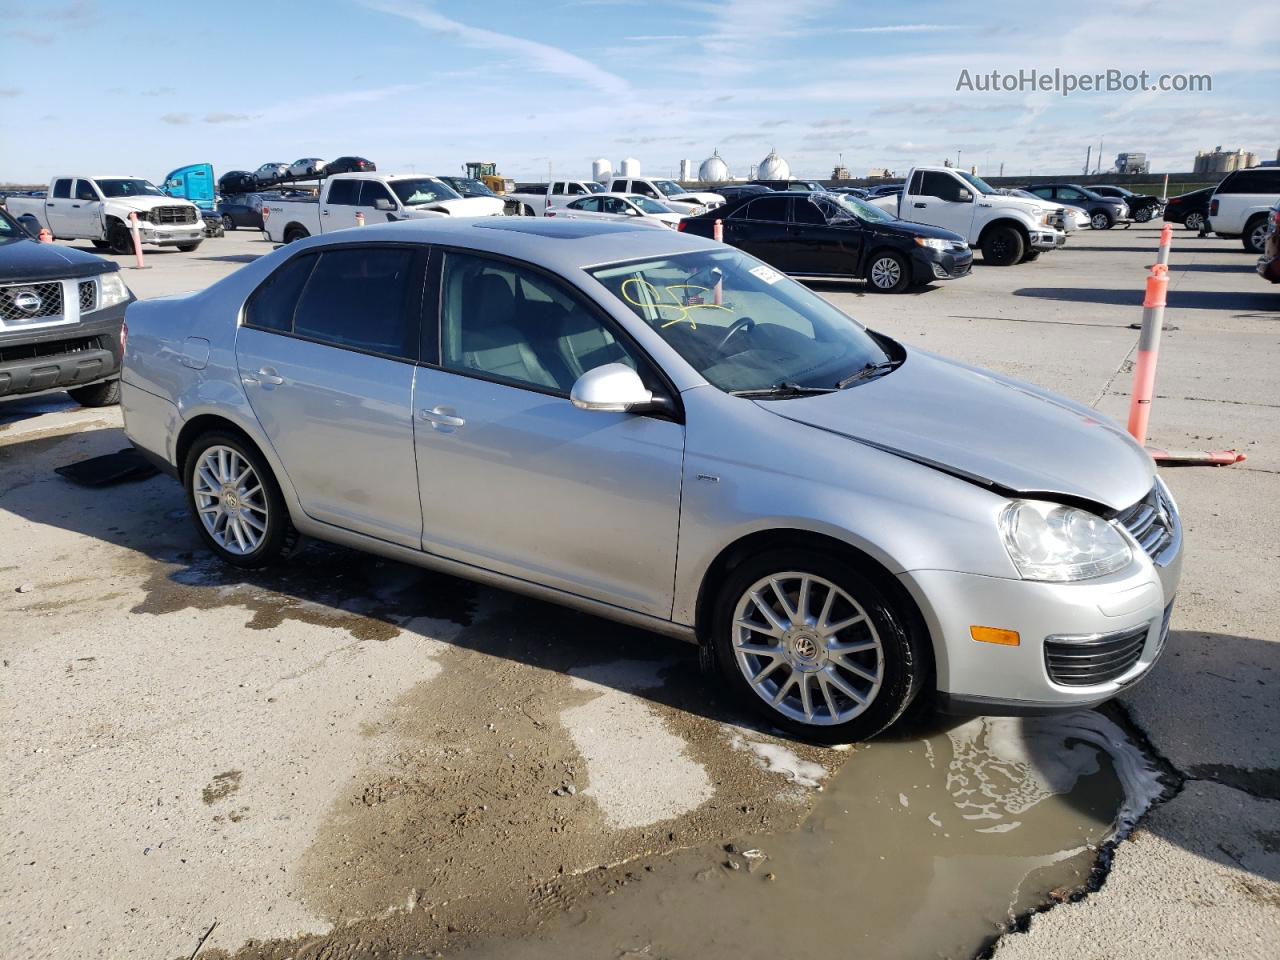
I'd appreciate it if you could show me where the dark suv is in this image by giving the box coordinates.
[1023,183,1130,230]
[0,209,132,406]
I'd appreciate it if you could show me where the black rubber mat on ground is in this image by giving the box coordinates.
[55,448,159,487]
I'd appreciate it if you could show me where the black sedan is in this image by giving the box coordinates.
[216,170,256,196]
[679,191,971,293]
[712,183,773,203]
[1162,186,1214,231]
[325,156,376,175]
[1090,184,1163,222]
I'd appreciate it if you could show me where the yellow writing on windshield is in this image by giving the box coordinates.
[621,278,733,329]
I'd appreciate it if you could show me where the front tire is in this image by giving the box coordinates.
[1184,212,1205,231]
[1090,210,1115,230]
[865,250,911,293]
[91,239,111,250]
[1243,216,1269,254]
[183,432,298,569]
[1020,250,1042,263]
[67,379,120,407]
[176,242,201,252]
[108,222,134,255]
[711,550,926,744]
[980,225,1024,266]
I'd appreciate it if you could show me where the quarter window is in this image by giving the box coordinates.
[292,247,418,359]
[439,252,638,395]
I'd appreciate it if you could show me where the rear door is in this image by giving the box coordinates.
[235,244,427,546]
[45,179,77,235]
[723,195,793,269]
[320,178,360,230]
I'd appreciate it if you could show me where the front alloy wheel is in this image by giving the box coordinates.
[1091,211,1113,230]
[712,550,925,743]
[867,251,910,293]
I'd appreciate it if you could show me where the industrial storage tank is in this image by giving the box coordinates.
[591,158,613,183]
[758,149,790,180]
[679,159,693,181]
[699,151,729,183]
[619,157,640,177]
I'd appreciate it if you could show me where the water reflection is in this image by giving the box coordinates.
[455,710,1164,960]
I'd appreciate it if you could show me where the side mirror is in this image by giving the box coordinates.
[570,363,652,412]
[374,198,395,211]
[956,188,973,202]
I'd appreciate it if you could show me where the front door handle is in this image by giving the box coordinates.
[913,202,927,208]
[258,367,285,387]
[418,406,465,430]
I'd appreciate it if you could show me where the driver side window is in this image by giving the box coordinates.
[75,180,98,202]
[919,172,967,202]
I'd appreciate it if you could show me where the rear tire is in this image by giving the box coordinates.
[183,431,299,569]
[283,224,310,244]
[1243,216,1268,254]
[711,549,926,744]
[1184,212,1204,231]
[1134,206,1153,223]
[67,379,120,407]
[222,214,236,231]
[980,225,1024,266]
[865,250,911,293]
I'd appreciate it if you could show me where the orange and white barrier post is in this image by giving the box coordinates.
[1126,264,1168,446]
[37,227,53,243]
[1156,223,1173,266]
[355,211,365,227]
[127,212,147,269]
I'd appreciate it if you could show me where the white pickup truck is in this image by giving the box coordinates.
[505,180,606,216]
[605,176,724,215]
[870,166,1064,265]
[262,173,504,244]
[7,176,203,254]
[1207,166,1280,253]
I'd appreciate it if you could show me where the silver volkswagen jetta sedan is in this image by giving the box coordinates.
[120,218,1181,742]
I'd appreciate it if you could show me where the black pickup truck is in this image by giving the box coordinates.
[0,209,132,406]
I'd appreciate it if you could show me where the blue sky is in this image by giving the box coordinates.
[2,0,1277,184]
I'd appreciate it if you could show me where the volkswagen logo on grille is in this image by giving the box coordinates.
[12,290,42,314]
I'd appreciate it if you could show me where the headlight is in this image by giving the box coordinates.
[1000,500,1132,581]
[914,236,947,251]
[97,271,130,308]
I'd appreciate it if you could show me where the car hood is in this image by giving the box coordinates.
[0,235,114,280]
[105,195,194,212]
[759,348,1153,512]
[855,218,966,244]
[672,191,723,204]
[406,196,504,218]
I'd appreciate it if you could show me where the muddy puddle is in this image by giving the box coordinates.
[447,709,1166,960]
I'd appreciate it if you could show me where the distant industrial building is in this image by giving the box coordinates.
[865,167,894,180]
[1193,146,1259,174]
[1115,152,1149,174]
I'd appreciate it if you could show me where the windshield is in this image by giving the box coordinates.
[956,171,997,196]
[449,177,496,197]
[588,249,893,393]
[654,180,686,197]
[389,178,462,205]
[96,178,165,198]
[0,208,18,236]
[823,192,896,223]
[629,195,671,215]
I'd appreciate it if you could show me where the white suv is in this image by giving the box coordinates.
[1207,167,1280,253]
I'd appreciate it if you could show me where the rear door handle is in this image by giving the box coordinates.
[913,202,927,208]
[257,367,285,387]
[418,406,465,430]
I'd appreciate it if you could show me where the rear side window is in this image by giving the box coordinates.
[326,180,358,205]
[245,253,317,332]
[1219,170,1280,194]
[293,247,418,360]
[52,179,72,199]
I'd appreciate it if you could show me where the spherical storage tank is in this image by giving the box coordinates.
[699,151,729,183]
[619,157,640,177]
[758,149,790,180]
[591,158,613,183]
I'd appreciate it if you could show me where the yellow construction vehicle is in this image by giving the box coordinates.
[464,162,515,195]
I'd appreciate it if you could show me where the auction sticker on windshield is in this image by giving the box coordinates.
[749,264,783,285]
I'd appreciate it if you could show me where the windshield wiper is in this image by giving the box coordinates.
[730,381,837,399]
[836,360,897,389]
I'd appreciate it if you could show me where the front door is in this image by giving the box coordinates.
[412,250,684,618]
[724,194,794,270]
[235,244,427,547]
[69,180,104,238]
[787,195,861,275]
[907,170,975,237]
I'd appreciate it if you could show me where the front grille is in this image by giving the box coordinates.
[0,335,101,364]
[0,281,63,325]
[79,279,97,312]
[1045,621,1150,686]
[152,205,197,224]
[1114,484,1177,562]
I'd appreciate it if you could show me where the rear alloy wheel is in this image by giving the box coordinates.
[1184,212,1205,231]
[712,550,925,743]
[283,225,310,244]
[980,225,1024,266]
[1091,210,1114,230]
[184,432,298,568]
[866,251,910,293]
[1134,206,1153,223]
[1244,216,1269,254]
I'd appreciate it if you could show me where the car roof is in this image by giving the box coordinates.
[305,217,717,269]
